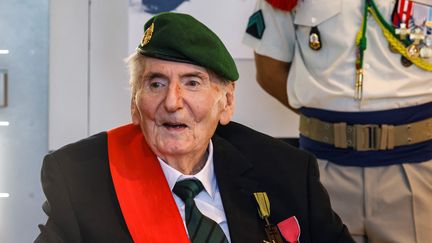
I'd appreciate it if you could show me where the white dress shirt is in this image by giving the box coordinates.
[158,140,231,242]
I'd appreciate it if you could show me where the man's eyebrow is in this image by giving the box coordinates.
[142,71,207,81]
[143,72,168,81]
[181,71,207,79]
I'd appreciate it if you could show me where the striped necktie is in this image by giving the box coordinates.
[173,179,229,243]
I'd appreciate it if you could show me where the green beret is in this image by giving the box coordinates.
[136,12,239,81]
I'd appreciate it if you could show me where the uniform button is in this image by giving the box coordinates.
[311,17,316,24]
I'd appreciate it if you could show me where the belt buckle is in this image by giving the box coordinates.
[354,124,380,151]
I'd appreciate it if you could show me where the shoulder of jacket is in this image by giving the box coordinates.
[49,131,107,158]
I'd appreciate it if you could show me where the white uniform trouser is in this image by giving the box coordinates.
[317,159,432,243]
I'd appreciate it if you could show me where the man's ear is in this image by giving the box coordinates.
[131,96,140,125]
[219,82,236,125]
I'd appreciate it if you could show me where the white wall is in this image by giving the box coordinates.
[49,0,299,150]
[49,0,89,149]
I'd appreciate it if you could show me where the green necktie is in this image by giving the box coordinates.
[173,179,229,243]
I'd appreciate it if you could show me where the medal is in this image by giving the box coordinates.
[420,46,432,58]
[395,22,411,40]
[407,43,421,57]
[401,55,414,66]
[407,27,424,58]
[253,192,284,243]
[425,34,432,46]
[409,27,425,44]
[411,2,429,42]
[421,34,432,58]
[309,26,322,50]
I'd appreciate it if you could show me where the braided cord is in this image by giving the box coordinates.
[355,1,369,69]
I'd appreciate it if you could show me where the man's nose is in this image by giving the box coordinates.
[164,82,184,112]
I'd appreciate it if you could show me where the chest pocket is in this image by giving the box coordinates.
[292,0,344,70]
[294,0,342,27]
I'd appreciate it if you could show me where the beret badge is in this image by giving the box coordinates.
[141,22,154,47]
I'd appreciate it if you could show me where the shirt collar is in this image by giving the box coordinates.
[158,140,217,198]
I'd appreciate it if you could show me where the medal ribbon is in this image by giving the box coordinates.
[398,0,414,26]
[412,2,429,26]
[427,6,432,28]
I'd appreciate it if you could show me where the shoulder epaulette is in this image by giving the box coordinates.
[265,0,298,11]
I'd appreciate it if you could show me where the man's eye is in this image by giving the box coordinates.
[186,80,200,87]
[150,81,164,89]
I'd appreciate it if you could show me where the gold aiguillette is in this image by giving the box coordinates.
[355,69,363,100]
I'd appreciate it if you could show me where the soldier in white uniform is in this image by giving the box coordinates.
[244,0,432,242]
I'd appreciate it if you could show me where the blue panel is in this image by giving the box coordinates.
[0,0,49,242]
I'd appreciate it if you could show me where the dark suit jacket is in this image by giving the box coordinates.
[35,122,354,243]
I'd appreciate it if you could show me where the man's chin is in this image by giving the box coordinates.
[155,140,192,155]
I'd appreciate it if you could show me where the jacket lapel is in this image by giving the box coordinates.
[212,135,268,243]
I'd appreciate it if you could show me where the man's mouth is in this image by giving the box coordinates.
[163,122,188,129]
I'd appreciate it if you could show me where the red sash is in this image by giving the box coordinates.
[107,124,189,243]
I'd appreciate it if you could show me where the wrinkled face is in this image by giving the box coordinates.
[131,57,235,161]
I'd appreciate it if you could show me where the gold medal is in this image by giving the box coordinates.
[407,44,420,58]
[309,26,322,50]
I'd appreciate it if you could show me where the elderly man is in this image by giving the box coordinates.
[35,13,354,243]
